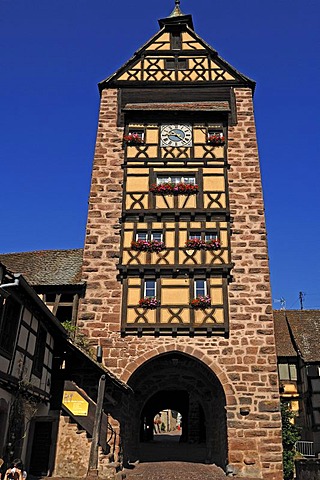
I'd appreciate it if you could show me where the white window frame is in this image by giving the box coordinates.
[156,175,196,185]
[189,232,201,240]
[136,232,163,242]
[144,280,156,298]
[195,280,206,297]
[205,232,218,241]
[136,232,148,241]
[151,232,163,242]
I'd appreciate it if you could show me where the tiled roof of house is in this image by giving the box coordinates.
[0,249,84,286]
[273,310,297,358]
[273,310,320,362]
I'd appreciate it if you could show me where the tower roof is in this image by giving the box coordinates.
[158,0,194,29]
[169,0,184,17]
[99,4,255,91]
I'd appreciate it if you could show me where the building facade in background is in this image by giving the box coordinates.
[274,310,320,456]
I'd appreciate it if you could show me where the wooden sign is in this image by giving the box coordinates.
[62,391,89,416]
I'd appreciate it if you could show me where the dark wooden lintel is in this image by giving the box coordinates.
[122,209,230,223]
[121,324,226,337]
[117,264,234,279]
[123,158,226,166]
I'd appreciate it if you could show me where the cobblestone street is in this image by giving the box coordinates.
[123,432,226,479]
[123,461,227,480]
[122,433,262,480]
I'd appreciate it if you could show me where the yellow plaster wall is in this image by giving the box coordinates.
[155,196,174,209]
[220,230,228,246]
[127,168,148,175]
[210,286,223,305]
[127,288,141,305]
[160,308,190,324]
[204,193,226,209]
[160,147,191,158]
[125,194,148,210]
[203,176,225,191]
[127,145,158,158]
[161,287,189,305]
[126,176,149,192]
[182,32,204,50]
[123,232,133,248]
[152,251,174,264]
[193,127,207,143]
[177,195,197,209]
[145,32,170,50]
[194,145,224,157]
[127,309,156,324]
[145,128,158,144]
[181,251,202,264]
[162,278,189,286]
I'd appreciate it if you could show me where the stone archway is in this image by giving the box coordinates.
[123,351,227,469]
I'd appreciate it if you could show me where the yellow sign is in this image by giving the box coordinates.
[62,391,89,416]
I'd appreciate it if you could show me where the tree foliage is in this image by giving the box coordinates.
[281,401,301,480]
[61,320,94,356]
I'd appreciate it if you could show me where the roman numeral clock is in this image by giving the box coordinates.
[160,124,193,147]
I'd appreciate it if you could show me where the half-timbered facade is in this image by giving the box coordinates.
[0,258,130,479]
[0,262,68,470]
[78,4,283,479]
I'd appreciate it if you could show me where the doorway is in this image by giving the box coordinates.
[124,352,227,468]
[29,421,52,476]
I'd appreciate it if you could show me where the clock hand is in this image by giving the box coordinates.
[170,131,188,143]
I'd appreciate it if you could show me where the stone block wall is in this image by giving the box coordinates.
[53,415,119,479]
[79,87,283,480]
[54,416,91,477]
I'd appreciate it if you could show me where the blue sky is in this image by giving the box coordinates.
[1,0,319,310]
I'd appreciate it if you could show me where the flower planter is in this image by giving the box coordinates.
[138,297,160,309]
[203,240,221,250]
[185,239,203,250]
[207,134,225,146]
[185,239,221,250]
[123,134,144,145]
[131,240,165,253]
[150,182,198,195]
[190,295,211,309]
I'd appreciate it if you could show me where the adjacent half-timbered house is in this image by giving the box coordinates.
[0,261,69,470]
[274,310,320,456]
[0,259,130,478]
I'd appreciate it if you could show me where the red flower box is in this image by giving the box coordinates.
[123,133,144,145]
[150,182,198,195]
[131,240,165,253]
[185,239,221,250]
[138,297,160,309]
[207,134,225,146]
[190,295,211,309]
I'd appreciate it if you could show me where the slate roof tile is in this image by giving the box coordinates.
[0,249,84,286]
[273,310,320,362]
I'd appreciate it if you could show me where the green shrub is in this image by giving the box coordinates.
[281,401,300,480]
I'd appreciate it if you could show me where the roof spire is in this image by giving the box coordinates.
[159,0,193,29]
[169,0,184,17]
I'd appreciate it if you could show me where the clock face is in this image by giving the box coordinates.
[160,124,193,147]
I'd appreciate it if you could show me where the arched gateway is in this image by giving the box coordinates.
[79,3,284,479]
[125,352,227,467]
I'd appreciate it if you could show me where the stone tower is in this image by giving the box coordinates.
[79,4,283,479]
